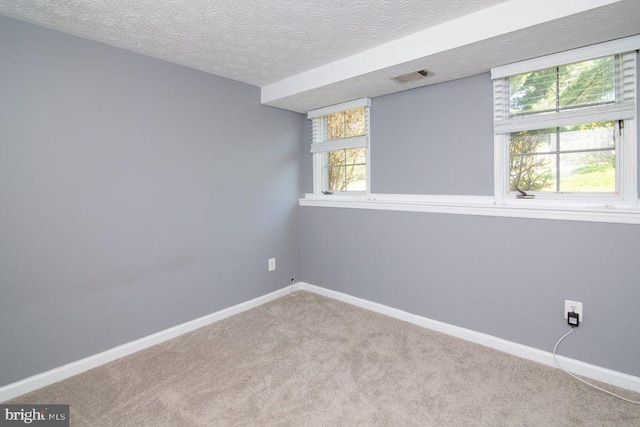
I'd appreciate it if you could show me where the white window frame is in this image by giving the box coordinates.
[491,37,639,209]
[300,37,640,225]
[308,98,372,197]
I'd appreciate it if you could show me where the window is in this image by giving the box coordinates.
[509,122,617,193]
[308,98,371,194]
[492,38,637,206]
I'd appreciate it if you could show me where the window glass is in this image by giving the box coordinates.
[325,147,367,192]
[326,107,366,140]
[509,56,615,117]
[509,121,616,193]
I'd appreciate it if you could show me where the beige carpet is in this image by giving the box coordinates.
[7,291,640,426]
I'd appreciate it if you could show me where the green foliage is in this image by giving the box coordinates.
[560,162,615,192]
[509,131,553,191]
[508,56,617,193]
[558,57,615,107]
[509,56,615,116]
[509,68,556,115]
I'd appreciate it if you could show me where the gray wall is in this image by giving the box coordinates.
[300,73,640,376]
[372,73,494,195]
[303,73,494,195]
[0,16,304,387]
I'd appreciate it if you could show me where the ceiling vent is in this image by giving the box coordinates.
[392,69,433,83]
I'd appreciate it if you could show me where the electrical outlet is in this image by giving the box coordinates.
[268,258,276,272]
[564,300,583,322]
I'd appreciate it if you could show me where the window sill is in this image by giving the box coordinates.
[299,193,640,224]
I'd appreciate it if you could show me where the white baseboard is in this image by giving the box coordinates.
[0,286,292,403]
[3,282,638,402]
[297,282,640,394]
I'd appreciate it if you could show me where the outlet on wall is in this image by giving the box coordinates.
[268,258,276,272]
[564,300,583,322]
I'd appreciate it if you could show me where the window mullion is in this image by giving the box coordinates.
[555,66,560,112]
[556,127,561,192]
[555,68,560,192]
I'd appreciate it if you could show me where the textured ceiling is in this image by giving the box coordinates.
[1,0,638,113]
[0,0,507,86]
[268,0,640,112]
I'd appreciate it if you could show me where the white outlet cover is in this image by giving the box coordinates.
[268,258,276,272]
[564,300,583,322]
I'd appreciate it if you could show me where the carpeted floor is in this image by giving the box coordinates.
[7,291,640,426]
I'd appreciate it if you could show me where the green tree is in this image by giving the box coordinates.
[508,57,615,191]
[509,131,553,192]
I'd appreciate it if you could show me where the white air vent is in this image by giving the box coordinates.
[392,69,433,83]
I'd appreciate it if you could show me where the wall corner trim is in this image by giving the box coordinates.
[296,282,640,394]
[0,286,292,403]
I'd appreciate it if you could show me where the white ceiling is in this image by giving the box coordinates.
[1,0,639,113]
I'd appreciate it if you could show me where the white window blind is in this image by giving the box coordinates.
[309,136,368,154]
[309,98,371,153]
[493,52,636,134]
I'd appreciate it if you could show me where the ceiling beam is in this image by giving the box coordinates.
[261,0,622,108]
